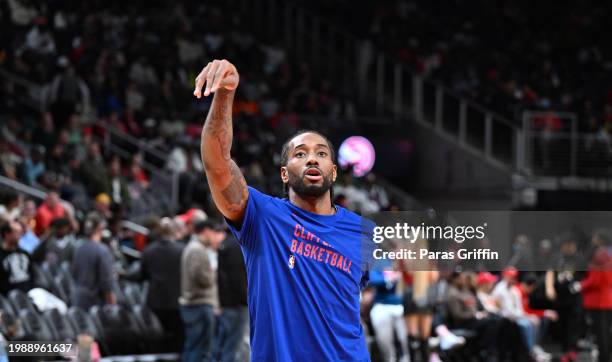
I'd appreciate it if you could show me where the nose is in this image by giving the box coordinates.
[306,153,319,166]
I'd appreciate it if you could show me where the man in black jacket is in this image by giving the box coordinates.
[138,218,185,352]
[217,235,248,362]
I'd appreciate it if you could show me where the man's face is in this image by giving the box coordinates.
[47,192,59,208]
[199,229,226,250]
[4,222,23,246]
[281,133,337,198]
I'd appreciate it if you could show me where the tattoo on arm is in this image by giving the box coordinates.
[220,161,249,214]
[201,89,249,222]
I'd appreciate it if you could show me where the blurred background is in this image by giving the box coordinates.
[0,0,610,361]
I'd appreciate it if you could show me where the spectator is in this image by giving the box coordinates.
[179,220,225,362]
[31,217,76,266]
[0,190,21,221]
[368,253,408,362]
[17,215,40,255]
[447,271,500,361]
[0,220,32,295]
[507,234,535,270]
[519,274,558,350]
[137,218,184,352]
[48,60,90,127]
[574,233,612,362]
[32,112,55,151]
[545,236,587,362]
[22,144,46,186]
[492,267,549,361]
[217,234,249,362]
[104,156,130,210]
[34,189,65,235]
[71,214,115,310]
[79,142,108,197]
[88,193,113,221]
[0,137,20,180]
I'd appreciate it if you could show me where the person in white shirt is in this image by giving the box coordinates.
[492,267,550,361]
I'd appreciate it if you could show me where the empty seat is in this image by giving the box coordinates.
[90,305,143,355]
[8,289,37,314]
[53,273,73,303]
[19,310,59,341]
[67,307,107,353]
[122,282,141,306]
[112,282,128,306]
[43,309,77,342]
[41,261,59,277]
[140,281,149,305]
[0,294,16,318]
[32,263,55,292]
[131,304,165,353]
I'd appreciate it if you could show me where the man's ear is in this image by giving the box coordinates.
[332,164,337,182]
[281,167,289,185]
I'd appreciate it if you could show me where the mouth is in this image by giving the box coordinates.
[304,168,323,182]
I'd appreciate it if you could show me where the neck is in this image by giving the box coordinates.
[289,190,335,215]
[91,234,102,242]
[2,241,16,251]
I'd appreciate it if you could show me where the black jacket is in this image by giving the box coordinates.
[140,239,184,310]
[217,236,247,307]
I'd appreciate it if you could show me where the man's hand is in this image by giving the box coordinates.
[194,59,240,98]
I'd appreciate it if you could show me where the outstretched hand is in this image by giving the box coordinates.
[194,59,240,98]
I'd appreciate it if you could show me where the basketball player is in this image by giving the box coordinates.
[195,59,371,361]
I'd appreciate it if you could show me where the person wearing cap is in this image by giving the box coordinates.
[179,219,226,362]
[475,272,499,314]
[492,267,550,361]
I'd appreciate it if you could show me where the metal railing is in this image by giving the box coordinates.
[248,0,612,185]
[0,175,150,235]
[244,0,522,174]
[0,67,180,214]
[521,111,612,178]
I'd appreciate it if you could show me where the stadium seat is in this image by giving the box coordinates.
[41,261,59,277]
[131,304,165,353]
[32,263,55,291]
[19,310,59,341]
[8,289,37,314]
[43,309,77,342]
[140,281,149,305]
[67,307,107,353]
[112,282,129,306]
[0,294,17,318]
[0,306,26,341]
[121,281,141,306]
[54,272,74,304]
[90,305,143,355]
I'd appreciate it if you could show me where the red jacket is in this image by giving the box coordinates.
[581,248,612,310]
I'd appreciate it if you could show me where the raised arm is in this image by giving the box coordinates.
[194,59,248,225]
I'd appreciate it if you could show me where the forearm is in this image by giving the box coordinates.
[201,89,248,222]
[201,89,235,169]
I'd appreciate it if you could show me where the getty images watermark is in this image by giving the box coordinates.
[369,220,499,261]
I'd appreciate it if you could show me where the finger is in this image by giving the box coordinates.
[194,63,210,98]
[204,60,220,97]
[211,60,228,92]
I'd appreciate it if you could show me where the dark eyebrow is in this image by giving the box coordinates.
[293,143,330,150]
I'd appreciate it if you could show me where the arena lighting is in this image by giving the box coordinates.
[338,136,376,177]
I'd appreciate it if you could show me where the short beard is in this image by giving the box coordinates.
[287,170,333,198]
